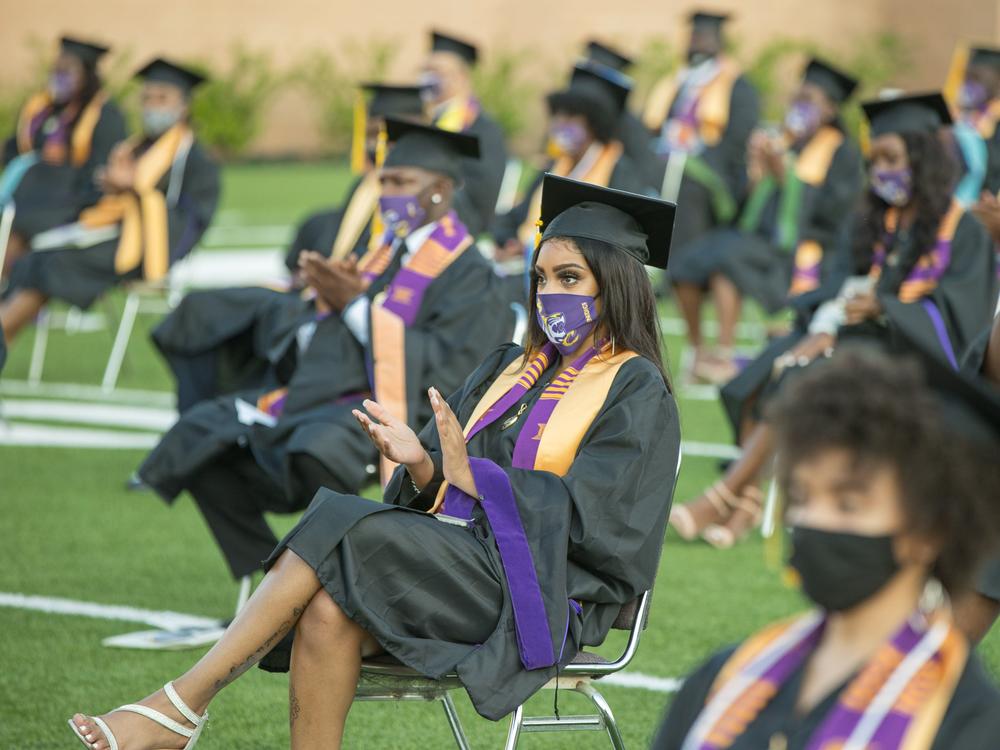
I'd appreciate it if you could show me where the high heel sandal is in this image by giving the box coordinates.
[702,486,764,549]
[68,681,208,750]
[692,348,739,386]
[669,481,740,541]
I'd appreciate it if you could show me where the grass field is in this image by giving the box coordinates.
[3,162,1000,749]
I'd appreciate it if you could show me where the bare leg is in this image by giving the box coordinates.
[289,590,382,749]
[954,592,1000,644]
[674,282,705,350]
[1,232,27,278]
[72,550,323,750]
[710,274,742,350]
[0,288,47,343]
[721,423,774,491]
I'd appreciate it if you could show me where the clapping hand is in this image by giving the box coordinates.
[353,399,434,488]
[299,252,366,312]
[429,387,477,498]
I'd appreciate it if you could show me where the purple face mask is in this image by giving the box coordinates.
[784,100,822,140]
[870,167,913,207]
[549,122,588,156]
[419,73,443,104]
[48,71,77,104]
[959,80,990,112]
[379,194,427,238]
[535,293,600,356]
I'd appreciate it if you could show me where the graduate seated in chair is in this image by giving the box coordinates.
[491,61,649,304]
[643,10,759,268]
[69,174,680,750]
[420,30,508,235]
[670,93,998,549]
[136,119,512,585]
[0,58,220,345]
[653,343,1000,750]
[150,83,426,413]
[672,58,864,385]
[1,36,127,273]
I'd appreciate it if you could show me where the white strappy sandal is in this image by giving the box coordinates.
[68,681,208,750]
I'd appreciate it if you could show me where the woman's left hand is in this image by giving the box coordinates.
[844,292,882,325]
[429,387,478,498]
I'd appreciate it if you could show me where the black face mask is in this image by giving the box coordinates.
[788,525,900,612]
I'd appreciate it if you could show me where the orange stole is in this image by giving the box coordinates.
[429,347,638,513]
[641,57,741,144]
[370,215,473,484]
[516,141,624,246]
[16,91,108,167]
[79,124,192,282]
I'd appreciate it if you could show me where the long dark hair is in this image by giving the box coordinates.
[523,235,670,388]
[852,131,956,286]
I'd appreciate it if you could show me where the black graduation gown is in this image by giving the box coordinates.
[981,123,1000,196]
[652,644,1000,749]
[670,133,863,313]
[5,139,220,309]
[138,241,511,577]
[151,179,373,412]
[259,343,680,721]
[2,96,127,238]
[719,211,996,439]
[452,111,508,236]
[667,76,759,256]
[619,110,665,192]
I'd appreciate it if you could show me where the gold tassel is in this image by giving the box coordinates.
[533,218,544,250]
[366,125,388,248]
[350,88,366,175]
[943,44,970,112]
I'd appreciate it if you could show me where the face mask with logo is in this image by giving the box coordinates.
[379,193,427,238]
[784,100,823,140]
[788,525,901,612]
[959,79,990,112]
[870,167,913,207]
[142,107,183,137]
[48,71,78,104]
[548,122,589,157]
[535,293,600,356]
[419,72,443,104]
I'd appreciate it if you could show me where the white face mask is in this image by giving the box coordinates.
[142,107,182,136]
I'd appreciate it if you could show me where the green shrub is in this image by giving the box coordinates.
[474,48,539,144]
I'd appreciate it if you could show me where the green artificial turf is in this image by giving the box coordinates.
[2,161,998,748]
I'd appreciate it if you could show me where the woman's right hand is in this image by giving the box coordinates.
[353,399,427,467]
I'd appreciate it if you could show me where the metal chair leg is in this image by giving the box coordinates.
[27,309,50,385]
[503,703,524,750]
[575,681,626,750]
[440,692,471,750]
[102,291,140,393]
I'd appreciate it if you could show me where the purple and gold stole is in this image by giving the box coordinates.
[432,342,638,670]
[78,123,193,282]
[868,201,965,368]
[16,90,108,167]
[370,212,473,481]
[434,95,482,134]
[682,610,968,750]
[641,56,742,144]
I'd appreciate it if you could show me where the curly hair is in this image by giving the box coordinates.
[523,236,670,387]
[767,345,1000,596]
[851,131,957,286]
[546,86,619,144]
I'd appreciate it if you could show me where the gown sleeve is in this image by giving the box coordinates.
[166,142,222,264]
[798,137,863,251]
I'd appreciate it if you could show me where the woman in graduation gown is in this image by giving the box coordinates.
[0,58,220,344]
[670,92,998,548]
[1,36,127,264]
[68,174,681,749]
[671,58,863,384]
[148,83,426,413]
[491,61,648,303]
[654,342,1000,750]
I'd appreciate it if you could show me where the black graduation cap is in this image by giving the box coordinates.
[361,83,426,119]
[547,60,633,127]
[688,10,730,33]
[431,31,478,67]
[861,92,953,137]
[538,174,676,269]
[969,46,1000,72]
[383,117,480,182]
[890,326,1000,446]
[585,40,634,72]
[135,57,208,95]
[59,36,110,66]
[804,57,859,105]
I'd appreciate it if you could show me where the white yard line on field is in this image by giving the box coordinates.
[0,422,159,449]
[1,399,176,431]
[0,380,175,407]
